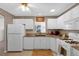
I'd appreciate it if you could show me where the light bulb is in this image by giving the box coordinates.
[21,5,26,11]
[26,7,30,11]
[50,9,55,12]
[19,3,30,11]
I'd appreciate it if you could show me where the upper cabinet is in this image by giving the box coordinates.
[65,5,79,30]
[57,10,72,29]
[65,5,79,24]
[47,16,71,29]
[71,5,79,19]
[47,18,58,29]
[57,15,65,29]
[57,5,79,30]
[13,19,34,29]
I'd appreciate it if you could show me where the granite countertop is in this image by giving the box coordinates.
[72,45,79,51]
[24,34,62,38]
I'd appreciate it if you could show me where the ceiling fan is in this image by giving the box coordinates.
[19,3,37,11]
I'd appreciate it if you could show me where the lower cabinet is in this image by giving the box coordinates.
[40,37,50,49]
[34,37,50,49]
[34,37,41,49]
[24,37,50,50]
[71,48,79,56]
[23,37,34,49]
[46,38,50,49]
[70,47,74,56]
[50,38,57,53]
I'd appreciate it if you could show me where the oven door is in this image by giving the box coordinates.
[58,45,70,56]
[60,47,67,56]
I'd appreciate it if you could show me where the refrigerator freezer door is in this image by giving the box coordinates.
[7,24,24,34]
[7,34,23,51]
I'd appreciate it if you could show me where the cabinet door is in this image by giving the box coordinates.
[40,37,50,49]
[46,38,50,49]
[72,48,79,56]
[70,47,74,56]
[34,37,41,49]
[23,37,34,49]
[47,19,58,29]
[57,17,64,29]
[13,19,33,29]
[72,5,79,19]
[50,38,57,52]
[40,38,47,49]
[25,19,33,29]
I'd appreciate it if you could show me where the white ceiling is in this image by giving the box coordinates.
[0,3,76,16]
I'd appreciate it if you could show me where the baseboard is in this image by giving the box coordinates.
[23,49,51,51]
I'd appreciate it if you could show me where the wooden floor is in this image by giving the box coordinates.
[0,49,56,56]
[32,49,53,56]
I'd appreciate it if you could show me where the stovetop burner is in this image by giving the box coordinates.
[62,39,72,40]
[65,40,79,44]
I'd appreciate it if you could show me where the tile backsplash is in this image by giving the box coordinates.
[68,32,79,42]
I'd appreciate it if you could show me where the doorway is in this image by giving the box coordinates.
[0,15,4,51]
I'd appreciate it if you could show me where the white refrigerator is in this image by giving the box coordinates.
[7,24,25,51]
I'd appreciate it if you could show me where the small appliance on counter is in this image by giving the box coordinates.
[48,30,60,36]
[61,33,69,40]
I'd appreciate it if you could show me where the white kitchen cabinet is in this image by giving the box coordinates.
[47,19,58,29]
[64,5,79,30]
[57,12,70,29]
[40,37,50,49]
[34,37,41,49]
[71,5,79,19]
[57,10,72,29]
[40,38,47,49]
[56,38,60,55]
[50,38,57,53]
[64,11,72,21]
[23,37,51,50]
[54,5,79,30]
[64,22,79,30]
[57,16,65,29]
[23,37,34,49]
[70,47,73,56]
[46,37,50,49]
[34,37,50,49]
[72,48,77,56]
[68,32,79,41]
[72,48,79,56]
[13,19,33,29]
[25,19,33,29]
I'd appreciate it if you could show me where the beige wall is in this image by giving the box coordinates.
[0,8,13,24]
[0,8,13,51]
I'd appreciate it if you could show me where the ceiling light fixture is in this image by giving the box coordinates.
[50,9,55,12]
[20,3,30,11]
